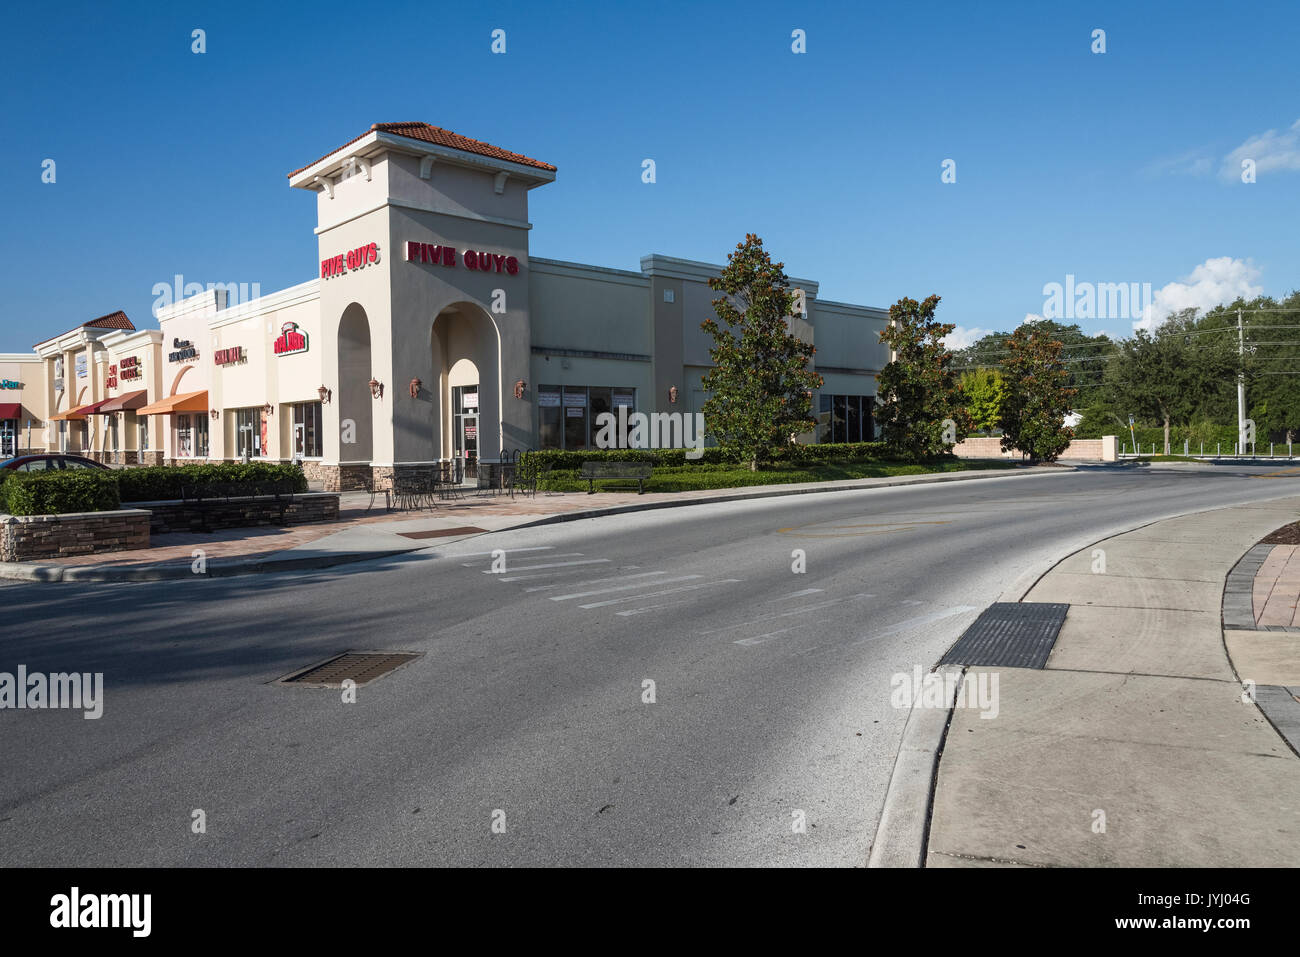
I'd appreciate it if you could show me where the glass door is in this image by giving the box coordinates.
[0,420,15,458]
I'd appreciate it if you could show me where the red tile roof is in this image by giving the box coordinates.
[288,122,556,178]
[35,311,135,347]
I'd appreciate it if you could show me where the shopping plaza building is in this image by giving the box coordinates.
[1,122,889,487]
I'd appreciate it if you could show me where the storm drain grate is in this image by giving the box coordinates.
[276,651,422,688]
[939,602,1069,669]
[399,526,486,540]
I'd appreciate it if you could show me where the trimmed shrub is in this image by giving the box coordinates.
[117,463,308,502]
[2,470,121,516]
[519,442,888,473]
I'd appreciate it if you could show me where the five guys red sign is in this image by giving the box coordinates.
[321,241,379,279]
[405,242,519,274]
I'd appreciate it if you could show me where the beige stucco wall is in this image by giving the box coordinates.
[0,354,46,452]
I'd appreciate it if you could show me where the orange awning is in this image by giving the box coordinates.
[49,398,112,421]
[136,390,209,416]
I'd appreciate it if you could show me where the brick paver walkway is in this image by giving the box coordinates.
[1254,544,1300,626]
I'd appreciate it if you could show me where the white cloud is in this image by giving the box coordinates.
[1220,119,1300,181]
[1145,149,1214,178]
[943,326,994,350]
[1133,256,1262,331]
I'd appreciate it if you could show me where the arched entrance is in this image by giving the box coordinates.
[338,304,374,485]
[431,302,500,481]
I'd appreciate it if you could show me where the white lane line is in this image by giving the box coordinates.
[734,618,833,646]
[578,579,741,609]
[525,570,662,593]
[484,559,610,576]
[454,546,555,558]
[498,565,638,583]
[698,593,875,634]
[550,574,701,602]
[464,552,583,567]
[770,588,824,601]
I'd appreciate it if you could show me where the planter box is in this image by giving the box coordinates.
[124,492,340,535]
[0,509,151,562]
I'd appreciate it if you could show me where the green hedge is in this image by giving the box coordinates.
[116,463,308,502]
[1,470,122,516]
[519,442,888,472]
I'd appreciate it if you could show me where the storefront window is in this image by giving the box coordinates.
[0,419,16,458]
[818,394,875,443]
[175,413,207,457]
[292,401,323,458]
[236,408,265,457]
[139,418,149,452]
[538,385,637,450]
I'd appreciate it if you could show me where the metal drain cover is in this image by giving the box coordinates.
[939,602,1069,669]
[277,651,422,688]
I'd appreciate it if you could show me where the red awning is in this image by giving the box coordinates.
[98,390,148,413]
[0,403,20,420]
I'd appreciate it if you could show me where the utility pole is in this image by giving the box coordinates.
[1237,309,1247,454]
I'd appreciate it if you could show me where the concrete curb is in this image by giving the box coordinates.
[508,464,1072,532]
[875,495,1300,868]
[867,664,965,868]
[0,547,422,583]
[0,464,1068,584]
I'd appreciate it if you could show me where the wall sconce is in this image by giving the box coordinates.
[263,403,274,417]
[209,409,220,421]
[318,385,332,403]
[409,377,422,399]
[514,379,526,400]
[668,385,679,404]
[369,378,384,400]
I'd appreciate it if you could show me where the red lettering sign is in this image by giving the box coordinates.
[320,242,380,280]
[273,322,309,357]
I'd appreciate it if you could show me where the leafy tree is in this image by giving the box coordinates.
[999,324,1077,462]
[1105,312,1236,453]
[958,368,1008,433]
[876,295,971,459]
[700,234,822,470]
[953,321,1113,392]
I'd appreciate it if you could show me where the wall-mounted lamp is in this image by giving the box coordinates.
[668,385,679,404]
[409,377,422,399]
[318,385,332,404]
[209,409,220,421]
[369,378,384,400]
[514,379,526,400]
[263,403,274,417]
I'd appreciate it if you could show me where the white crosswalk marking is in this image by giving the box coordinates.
[578,579,740,610]
[524,570,661,593]
[491,559,612,579]
[734,618,833,646]
[550,575,701,602]
[455,546,555,559]
[465,552,583,567]
[770,588,824,601]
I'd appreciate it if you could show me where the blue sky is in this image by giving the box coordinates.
[2,0,1298,350]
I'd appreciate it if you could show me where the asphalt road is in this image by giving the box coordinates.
[2,462,1299,867]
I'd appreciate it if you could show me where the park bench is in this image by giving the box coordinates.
[580,461,652,494]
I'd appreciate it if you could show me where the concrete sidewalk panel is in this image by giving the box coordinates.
[927,668,1300,867]
[1224,629,1300,686]
[1026,571,1221,613]
[1045,605,1233,680]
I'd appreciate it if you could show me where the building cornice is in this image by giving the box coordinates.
[639,253,820,297]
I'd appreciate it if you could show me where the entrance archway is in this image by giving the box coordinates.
[431,303,501,480]
[337,304,374,480]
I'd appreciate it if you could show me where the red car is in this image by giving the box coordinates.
[0,454,110,472]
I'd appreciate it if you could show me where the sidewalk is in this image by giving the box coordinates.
[0,463,1062,582]
[917,497,1300,867]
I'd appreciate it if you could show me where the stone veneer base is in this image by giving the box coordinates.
[0,509,151,562]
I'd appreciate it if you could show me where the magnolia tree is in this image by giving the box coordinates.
[876,295,971,460]
[700,234,822,470]
[999,325,1076,462]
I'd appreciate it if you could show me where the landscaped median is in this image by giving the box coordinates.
[0,463,337,562]
[518,443,1020,494]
